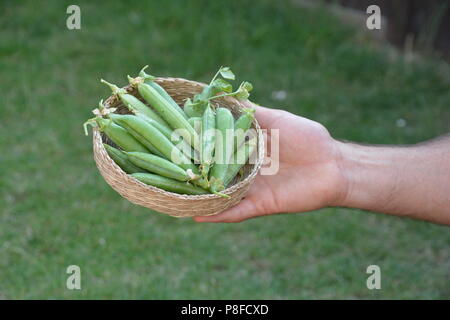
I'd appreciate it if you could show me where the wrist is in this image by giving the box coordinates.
[333,141,398,210]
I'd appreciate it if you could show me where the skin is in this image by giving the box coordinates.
[194,102,450,225]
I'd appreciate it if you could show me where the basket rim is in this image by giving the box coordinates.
[95,76,265,200]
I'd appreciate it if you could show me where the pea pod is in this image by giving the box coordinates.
[103,144,143,174]
[234,108,255,152]
[183,101,197,118]
[110,114,193,169]
[200,104,216,178]
[138,66,189,120]
[110,114,209,189]
[131,173,208,196]
[188,117,202,134]
[128,76,200,151]
[224,137,257,187]
[84,117,149,153]
[209,107,234,197]
[132,109,199,163]
[101,79,170,129]
[108,113,165,158]
[126,152,192,182]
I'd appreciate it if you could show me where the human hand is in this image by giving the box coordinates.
[194,102,347,223]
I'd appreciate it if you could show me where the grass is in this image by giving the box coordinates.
[0,0,449,299]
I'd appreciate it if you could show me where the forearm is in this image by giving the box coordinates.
[335,136,450,225]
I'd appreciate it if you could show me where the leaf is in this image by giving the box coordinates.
[192,101,208,116]
[211,78,233,94]
[219,67,235,80]
[235,81,253,100]
[241,81,253,92]
[194,87,210,103]
[235,91,249,100]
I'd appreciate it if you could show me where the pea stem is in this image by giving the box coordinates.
[206,89,240,101]
[209,65,223,85]
[100,79,126,96]
[83,118,97,136]
[138,65,156,81]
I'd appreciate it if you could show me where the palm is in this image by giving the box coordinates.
[194,105,344,223]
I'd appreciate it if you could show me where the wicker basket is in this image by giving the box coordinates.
[92,77,264,217]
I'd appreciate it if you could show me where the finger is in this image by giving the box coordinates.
[193,198,260,223]
[254,106,279,129]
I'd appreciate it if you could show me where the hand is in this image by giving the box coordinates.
[194,103,347,223]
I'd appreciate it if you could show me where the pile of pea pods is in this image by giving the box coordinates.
[84,66,257,197]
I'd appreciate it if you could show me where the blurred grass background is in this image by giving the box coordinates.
[0,0,449,299]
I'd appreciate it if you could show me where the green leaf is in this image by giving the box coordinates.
[241,81,253,92]
[194,86,213,103]
[211,78,233,94]
[235,81,253,100]
[219,67,235,80]
[192,102,208,116]
[235,91,249,100]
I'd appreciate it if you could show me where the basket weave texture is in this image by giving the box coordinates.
[92,77,264,217]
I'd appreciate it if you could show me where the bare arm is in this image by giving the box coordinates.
[194,104,450,225]
[337,136,450,224]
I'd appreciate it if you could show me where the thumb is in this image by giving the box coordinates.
[241,101,282,130]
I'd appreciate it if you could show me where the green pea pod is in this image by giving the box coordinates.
[129,77,200,151]
[148,82,189,119]
[84,117,149,153]
[224,137,257,187]
[188,117,202,134]
[111,114,209,189]
[103,144,143,174]
[209,107,234,197]
[234,108,255,152]
[101,79,170,129]
[134,110,200,163]
[139,66,189,120]
[131,173,209,196]
[108,114,165,158]
[200,104,216,178]
[110,114,193,169]
[126,152,192,182]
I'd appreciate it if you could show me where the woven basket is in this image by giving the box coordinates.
[92,77,264,218]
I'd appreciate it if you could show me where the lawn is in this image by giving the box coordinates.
[0,0,449,299]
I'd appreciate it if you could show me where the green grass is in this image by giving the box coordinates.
[1,0,449,299]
